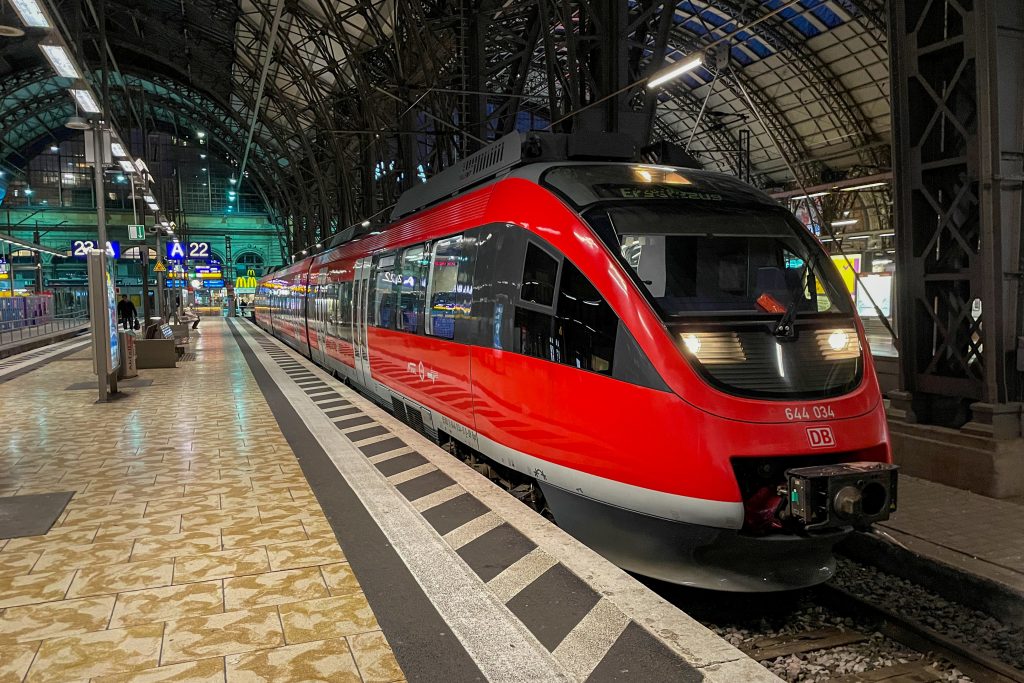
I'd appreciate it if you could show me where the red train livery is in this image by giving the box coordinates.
[257,132,897,591]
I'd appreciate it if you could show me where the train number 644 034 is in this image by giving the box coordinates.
[785,405,836,421]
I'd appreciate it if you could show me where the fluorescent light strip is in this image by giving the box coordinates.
[69,88,100,113]
[648,56,703,89]
[10,0,49,27]
[842,182,888,192]
[878,232,895,237]
[846,235,870,240]
[39,45,79,78]
[831,219,858,227]
[791,191,830,200]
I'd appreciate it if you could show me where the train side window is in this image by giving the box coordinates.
[399,245,428,333]
[513,307,560,363]
[425,235,464,339]
[556,261,618,374]
[520,243,559,307]
[337,280,354,344]
[369,253,398,329]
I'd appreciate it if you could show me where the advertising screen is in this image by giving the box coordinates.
[105,260,120,369]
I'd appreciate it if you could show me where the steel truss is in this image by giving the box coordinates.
[890,0,1024,424]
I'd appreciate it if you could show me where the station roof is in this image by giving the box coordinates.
[0,0,889,231]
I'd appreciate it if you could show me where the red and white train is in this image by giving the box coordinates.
[256,132,897,591]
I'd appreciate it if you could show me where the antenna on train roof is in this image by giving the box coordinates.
[390,131,639,221]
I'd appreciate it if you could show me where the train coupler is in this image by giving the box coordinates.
[785,462,899,531]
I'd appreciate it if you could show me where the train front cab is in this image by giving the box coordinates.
[470,165,897,591]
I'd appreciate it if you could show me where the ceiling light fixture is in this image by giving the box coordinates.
[65,116,89,130]
[647,56,703,89]
[69,88,100,113]
[110,142,127,157]
[147,202,158,211]
[118,160,136,173]
[143,194,155,203]
[10,0,49,27]
[830,219,859,227]
[791,191,830,200]
[841,181,888,192]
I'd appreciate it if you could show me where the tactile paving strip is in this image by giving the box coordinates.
[242,323,705,682]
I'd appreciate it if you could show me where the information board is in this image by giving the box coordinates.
[72,240,121,259]
[167,241,212,260]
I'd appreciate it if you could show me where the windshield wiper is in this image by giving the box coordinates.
[774,258,815,340]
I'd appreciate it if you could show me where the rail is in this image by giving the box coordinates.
[0,308,90,348]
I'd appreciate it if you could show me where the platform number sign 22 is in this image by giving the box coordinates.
[167,241,210,260]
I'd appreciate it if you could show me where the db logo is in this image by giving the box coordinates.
[806,426,836,449]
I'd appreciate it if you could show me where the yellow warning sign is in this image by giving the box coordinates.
[153,261,167,273]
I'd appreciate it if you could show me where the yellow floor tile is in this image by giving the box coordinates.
[0,569,76,609]
[180,507,261,532]
[92,657,225,683]
[223,567,329,610]
[109,581,224,628]
[0,594,115,643]
[33,540,135,573]
[60,503,148,528]
[143,496,221,519]
[129,530,222,562]
[278,593,379,644]
[67,559,174,599]
[225,637,362,682]
[265,538,345,571]
[26,623,164,681]
[2,526,99,553]
[161,606,284,664]
[221,522,308,549]
[349,631,404,683]
[321,563,361,597]
[0,550,40,577]
[0,641,39,682]
[95,518,182,543]
[172,547,270,584]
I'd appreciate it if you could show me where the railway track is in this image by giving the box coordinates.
[810,584,1024,683]
[647,572,1024,683]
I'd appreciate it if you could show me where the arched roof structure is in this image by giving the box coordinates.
[0,0,891,252]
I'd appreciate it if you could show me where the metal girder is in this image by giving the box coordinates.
[890,0,1024,423]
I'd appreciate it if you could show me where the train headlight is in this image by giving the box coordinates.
[827,330,850,352]
[683,334,701,355]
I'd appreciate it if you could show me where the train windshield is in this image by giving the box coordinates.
[541,164,851,320]
[594,204,851,320]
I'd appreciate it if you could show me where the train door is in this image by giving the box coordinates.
[309,272,328,367]
[352,256,373,388]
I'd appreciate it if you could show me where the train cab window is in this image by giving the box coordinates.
[370,253,398,329]
[425,235,466,339]
[556,262,618,374]
[398,245,428,333]
[521,243,559,307]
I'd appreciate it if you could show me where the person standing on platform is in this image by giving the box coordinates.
[117,294,138,330]
[239,298,248,316]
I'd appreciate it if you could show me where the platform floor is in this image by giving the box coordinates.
[0,319,772,682]
[878,475,1024,595]
[0,323,402,682]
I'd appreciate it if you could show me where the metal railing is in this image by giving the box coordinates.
[0,307,90,348]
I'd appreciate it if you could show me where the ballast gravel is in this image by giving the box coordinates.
[831,557,1024,672]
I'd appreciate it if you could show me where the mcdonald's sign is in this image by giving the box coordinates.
[235,269,258,288]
